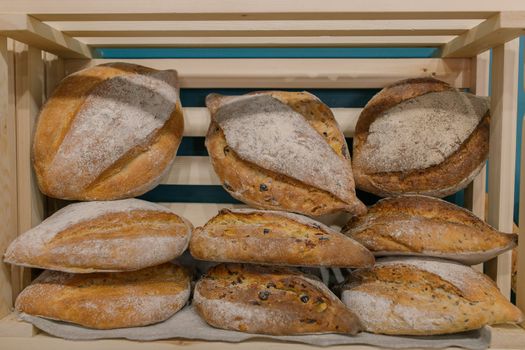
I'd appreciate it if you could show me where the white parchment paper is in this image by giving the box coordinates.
[19,306,490,349]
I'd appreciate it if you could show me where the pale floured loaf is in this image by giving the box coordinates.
[342,195,517,265]
[352,78,489,197]
[33,62,184,200]
[194,263,362,335]
[4,199,192,273]
[190,208,374,268]
[15,263,191,329]
[205,91,366,217]
[341,257,523,335]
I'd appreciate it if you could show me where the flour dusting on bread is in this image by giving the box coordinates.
[213,94,353,203]
[362,91,488,173]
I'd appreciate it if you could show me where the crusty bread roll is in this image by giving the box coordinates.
[33,62,184,200]
[190,208,374,268]
[194,263,362,335]
[15,263,191,329]
[206,91,366,217]
[341,257,523,335]
[342,195,517,265]
[352,78,489,197]
[4,199,192,273]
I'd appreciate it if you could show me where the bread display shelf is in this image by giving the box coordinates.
[0,1,524,349]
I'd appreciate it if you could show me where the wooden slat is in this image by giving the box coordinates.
[464,50,490,273]
[80,36,455,48]
[0,14,92,59]
[64,58,471,89]
[4,1,525,21]
[441,11,525,58]
[0,313,36,337]
[13,42,45,296]
[485,38,520,298]
[0,37,17,318]
[48,20,482,37]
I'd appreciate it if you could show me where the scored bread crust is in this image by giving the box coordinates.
[205,91,366,217]
[33,62,184,200]
[15,263,191,329]
[193,263,362,335]
[352,78,489,197]
[4,199,193,273]
[342,195,517,265]
[342,257,523,335]
[190,208,374,268]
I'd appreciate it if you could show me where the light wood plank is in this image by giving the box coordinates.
[485,38,520,298]
[441,12,525,58]
[13,42,45,296]
[518,120,525,327]
[64,58,471,89]
[48,20,482,37]
[465,50,490,273]
[0,14,92,59]
[81,36,455,48]
[0,36,17,318]
[43,52,65,99]
[5,1,525,21]
[0,313,36,337]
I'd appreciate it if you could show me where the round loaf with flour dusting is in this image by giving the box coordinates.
[353,78,489,197]
[341,257,523,335]
[33,62,184,200]
[193,263,362,335]
[205,91,366,217]
[4,199,192,273]
[15,263,191,329]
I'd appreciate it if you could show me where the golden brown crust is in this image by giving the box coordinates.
[33,62,184,200]
[342,257,523,335]
[190,209,374,268]
[352,78,489,197]
[4,199,193,273]
[194,263,361,335]
[15,263,191,329]
[342,195,516,265]
[205,91,366,217]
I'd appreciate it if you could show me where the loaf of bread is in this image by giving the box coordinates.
[33,62,184,200]
[352,78,489,197]
[190,208,374,268]
[206,91,366,217]
[342,195,517,265]
[194,263,362,335]
[15,263,191,329]
[341,257,523,335]
[4,199,192,273]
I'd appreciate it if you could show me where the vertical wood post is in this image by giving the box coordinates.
[486,38,520,299]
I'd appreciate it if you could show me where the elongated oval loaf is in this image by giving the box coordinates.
[342,257,523,335]
[4,199,192,273]
[33,62,184,200]
[194,263,362,335]
[343,195,517,265]
[15,263,191,329]
[190,208,374,268]
[352,78,489,197]
[206,91,365,216]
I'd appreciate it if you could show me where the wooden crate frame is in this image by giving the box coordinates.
[1,1,525,349]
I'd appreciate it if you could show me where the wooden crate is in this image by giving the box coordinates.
[1,1,525,349]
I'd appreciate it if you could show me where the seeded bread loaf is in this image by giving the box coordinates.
[341,257,523,335]
[190,208,374,268]
[15,263,191,329]
[33,62,184,200]
[342,195,517,265]
[352,78,489,197]
[4,199,192,273]
[194,263,361,335]
[205,91,366,217]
